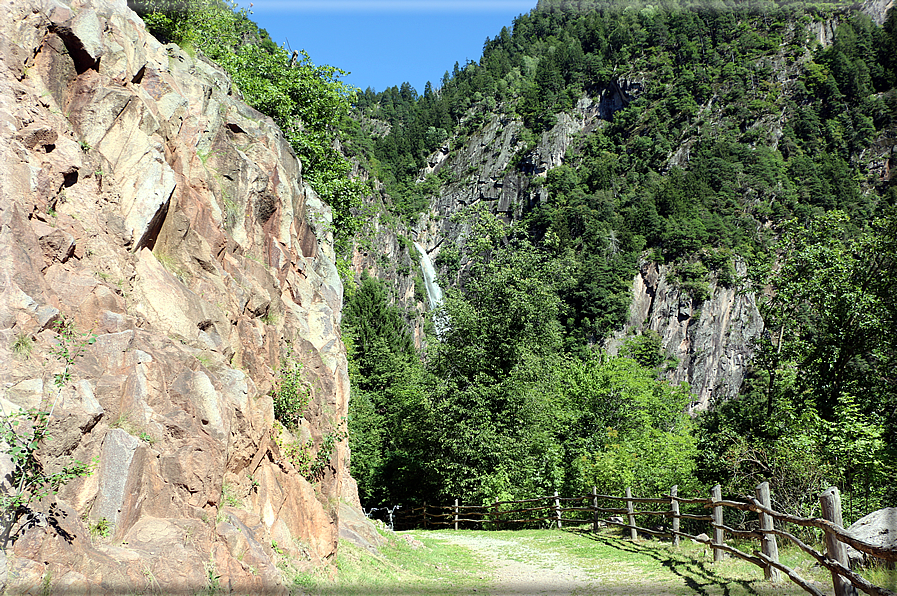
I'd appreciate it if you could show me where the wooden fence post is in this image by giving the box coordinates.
[626,487,637,541]
[423,502,428,530]
[493,497,499,530]
[592,487,599,532]
[755,482,781,582]
[712,484,724,562]
[454,499,459,531]
[670,485,680,548]
[554,490,562,529]
[820,487,857,596]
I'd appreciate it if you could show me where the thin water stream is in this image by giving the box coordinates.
[414,241,443,311]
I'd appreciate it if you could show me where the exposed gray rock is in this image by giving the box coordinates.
[845,508,897,567]
[608,260,763,410]
[338,501,387,552]
[91,428,141,530]
[77,379,104,416]
[862,0,894,25]
[14,124,57,150]
[70,8,105,63]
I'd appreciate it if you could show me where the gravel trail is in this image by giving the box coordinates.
[426,532,678,596]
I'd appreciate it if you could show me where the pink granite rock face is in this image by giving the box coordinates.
[0,0,355,592]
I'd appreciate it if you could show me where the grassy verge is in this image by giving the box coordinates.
[291,526,896,596]
[290,532,491,595]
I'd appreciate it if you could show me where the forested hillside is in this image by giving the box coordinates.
[340,0,897,522]
[135,0,897,526]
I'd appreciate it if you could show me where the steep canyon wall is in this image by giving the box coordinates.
[0,0,354,592]
[607,261,764,411]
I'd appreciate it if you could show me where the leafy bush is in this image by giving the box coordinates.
[279,429,348,482]
[621,330,664,368]
[1,409,94,547]
[272,343,310,430]
[671,261,712,303]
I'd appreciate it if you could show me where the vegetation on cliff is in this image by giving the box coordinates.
[132,0,365,246]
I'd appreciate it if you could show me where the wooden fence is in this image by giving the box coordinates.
[375,484,896,596]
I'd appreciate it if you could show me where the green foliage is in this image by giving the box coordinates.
[49,320,96,395]
[204,555,221,595]
[671,261,712,303]
[347,0,892,268]
[343,273,435,503]
[346,208,705,508]
[434,246,461,279]
[89,517,113,539]
[221,482,242,507]
[620,330,665,368]
[1,409,95,546]
[700,210,897,519]
[1,319,98,546]
[271,342,310,430]
[11,333,32,358]
[559,356,697,496]
[278,429,348,482]
[343,274,415,377]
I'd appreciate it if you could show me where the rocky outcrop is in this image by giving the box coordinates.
[348,207,429,345]
[0,0,355,592]
[862,0,894,26]
[426,93,619,240]
[608,261,764,411]
[845,507,897,567]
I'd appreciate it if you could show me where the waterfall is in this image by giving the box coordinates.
[414,242,443,311]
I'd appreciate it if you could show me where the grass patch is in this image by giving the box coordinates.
[558,528,828,595]
[477,527,834,596]
[221,483,242,508]
[291,532,489,595]
[154,251,189,283]
[292,527,853,596]
[11,333,33,358]
[861,563,897,592]
[88,517,113,539]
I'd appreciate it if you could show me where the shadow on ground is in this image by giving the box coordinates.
[568,528,761,596]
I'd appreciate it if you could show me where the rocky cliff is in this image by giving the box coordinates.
[607,261,764,411]
[360,79,761,403]
[0,0,355,592]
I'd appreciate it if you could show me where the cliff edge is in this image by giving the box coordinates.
[0,0,353,592]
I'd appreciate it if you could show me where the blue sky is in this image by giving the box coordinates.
[238,0,537,94]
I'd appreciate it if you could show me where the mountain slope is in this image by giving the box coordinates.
[341,0,896,514]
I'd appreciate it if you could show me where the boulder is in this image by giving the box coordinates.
[845,508,897,567]
[339,501,387,553]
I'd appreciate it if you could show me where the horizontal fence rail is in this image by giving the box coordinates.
[370,484,895,596]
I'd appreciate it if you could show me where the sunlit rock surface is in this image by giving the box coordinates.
[0,0,359,591]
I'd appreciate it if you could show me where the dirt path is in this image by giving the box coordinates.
[426,532,679,596]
